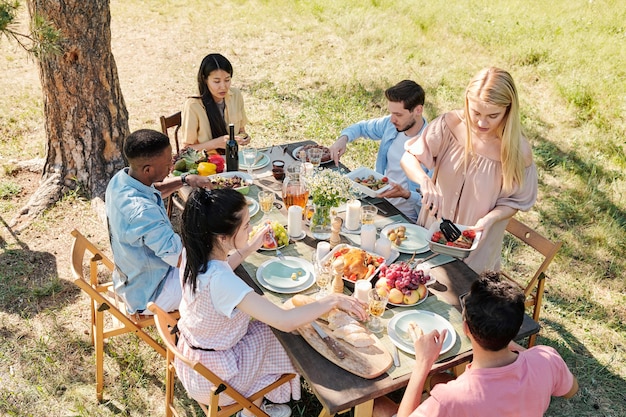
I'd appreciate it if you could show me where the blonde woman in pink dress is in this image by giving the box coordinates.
[401,67,538,274]
[175,188,368,417]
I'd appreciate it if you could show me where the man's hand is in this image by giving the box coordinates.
[413,328,448,366]
[378,182,410,199]
[186,174,213,189]
[329,135,349,166]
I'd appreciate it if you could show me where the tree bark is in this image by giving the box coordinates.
[12,0,128,229]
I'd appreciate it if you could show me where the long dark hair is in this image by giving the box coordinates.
[181,188,247,293]
[197,53,234,140]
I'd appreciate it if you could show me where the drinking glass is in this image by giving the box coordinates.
[258,191,275,219]
[242,147,257,176]
[367,288,389,333]
[307,148,323,170]
[360,205,378,225]
[313,258,332,299]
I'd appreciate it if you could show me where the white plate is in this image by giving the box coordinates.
[239,151,270,170]
[256,257,316,294]
[345,167,392,198]
[380,223,430,254]
[387,291,428,308]
[261,258,311,289]
[292,145,334,165]
[246,197,259,217]
[387,310,457,356]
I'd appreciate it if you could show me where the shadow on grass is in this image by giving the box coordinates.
[0,215,80,318]
[538,317,626,417]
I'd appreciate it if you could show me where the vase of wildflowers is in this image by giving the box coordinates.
[305,168,354,240]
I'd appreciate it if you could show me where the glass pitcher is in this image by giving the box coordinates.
[282,163,309,209]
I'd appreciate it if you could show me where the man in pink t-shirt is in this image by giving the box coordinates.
[396,272,578,417]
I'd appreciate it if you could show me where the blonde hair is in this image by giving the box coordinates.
[464,67,525,193]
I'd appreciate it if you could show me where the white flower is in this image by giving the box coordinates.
[305,168,355,207]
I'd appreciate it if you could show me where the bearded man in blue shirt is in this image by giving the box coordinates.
[329,80,428,222]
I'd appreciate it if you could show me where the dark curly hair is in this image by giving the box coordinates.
[463,270,525,351]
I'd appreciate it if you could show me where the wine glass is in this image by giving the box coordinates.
[367,288,389,333]
[313,258,332,299]
[307,148,323,171]
[258,191,275,220]
[242,147,258,176]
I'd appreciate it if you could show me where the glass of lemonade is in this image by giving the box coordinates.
[258,191,275,219]
[367,288,389,333]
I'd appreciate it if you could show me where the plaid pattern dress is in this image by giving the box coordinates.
[175,259,301,406]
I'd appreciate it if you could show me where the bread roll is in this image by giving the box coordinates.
[408,321,424,342]
[332,323,367,339]
[328,310,358,330]
[291,294,316,307]
[340,332,375,347]
[291,294,331,321]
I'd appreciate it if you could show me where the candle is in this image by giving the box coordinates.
[302,162,314,176]
[345,199,361,231]
[287,206,303,238]
[361,224,376,252]
[316,241,331,262]
[353,280,372,303]
[375,236,392,259]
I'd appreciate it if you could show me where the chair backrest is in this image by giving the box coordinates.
[502,217,562,347]
[70,229,115,286]
[148,302,295,417]
[160,111,182,154]
[71,229,169,401]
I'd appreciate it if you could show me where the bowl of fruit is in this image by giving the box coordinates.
[208,171,253,195]
[374,262,432,306]
[249,220,289,250]
[427,220,481,259]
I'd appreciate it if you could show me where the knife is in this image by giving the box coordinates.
[392,345,401,367]
[311,322,346,360]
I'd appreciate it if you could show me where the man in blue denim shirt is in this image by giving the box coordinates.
[329,80,428,222]
[105,129,212,314]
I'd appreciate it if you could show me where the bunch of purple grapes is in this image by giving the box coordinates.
[379,262,429,294]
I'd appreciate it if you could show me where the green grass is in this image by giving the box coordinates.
[0,0,625,415]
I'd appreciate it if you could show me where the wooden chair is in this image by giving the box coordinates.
[70,229,176,401]
[147,302,297,417]
[160,111,185,217]
[500,217,562,348]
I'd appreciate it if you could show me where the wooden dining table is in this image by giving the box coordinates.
[184,140,540,417]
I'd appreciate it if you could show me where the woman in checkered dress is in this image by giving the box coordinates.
[175,188,368,410]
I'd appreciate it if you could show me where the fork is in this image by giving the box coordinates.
[269,233,286,261]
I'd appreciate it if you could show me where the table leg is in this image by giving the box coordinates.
[354,399,374,417]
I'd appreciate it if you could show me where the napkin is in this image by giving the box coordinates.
[422,254,455,269]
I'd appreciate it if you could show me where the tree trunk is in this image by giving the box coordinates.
[12,0,128,229]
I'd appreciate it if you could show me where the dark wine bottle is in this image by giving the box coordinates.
[226,123,239,172]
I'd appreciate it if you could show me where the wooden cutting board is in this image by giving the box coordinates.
[284,298,392,379]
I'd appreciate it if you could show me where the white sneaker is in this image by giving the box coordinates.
[237,403,291,417]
